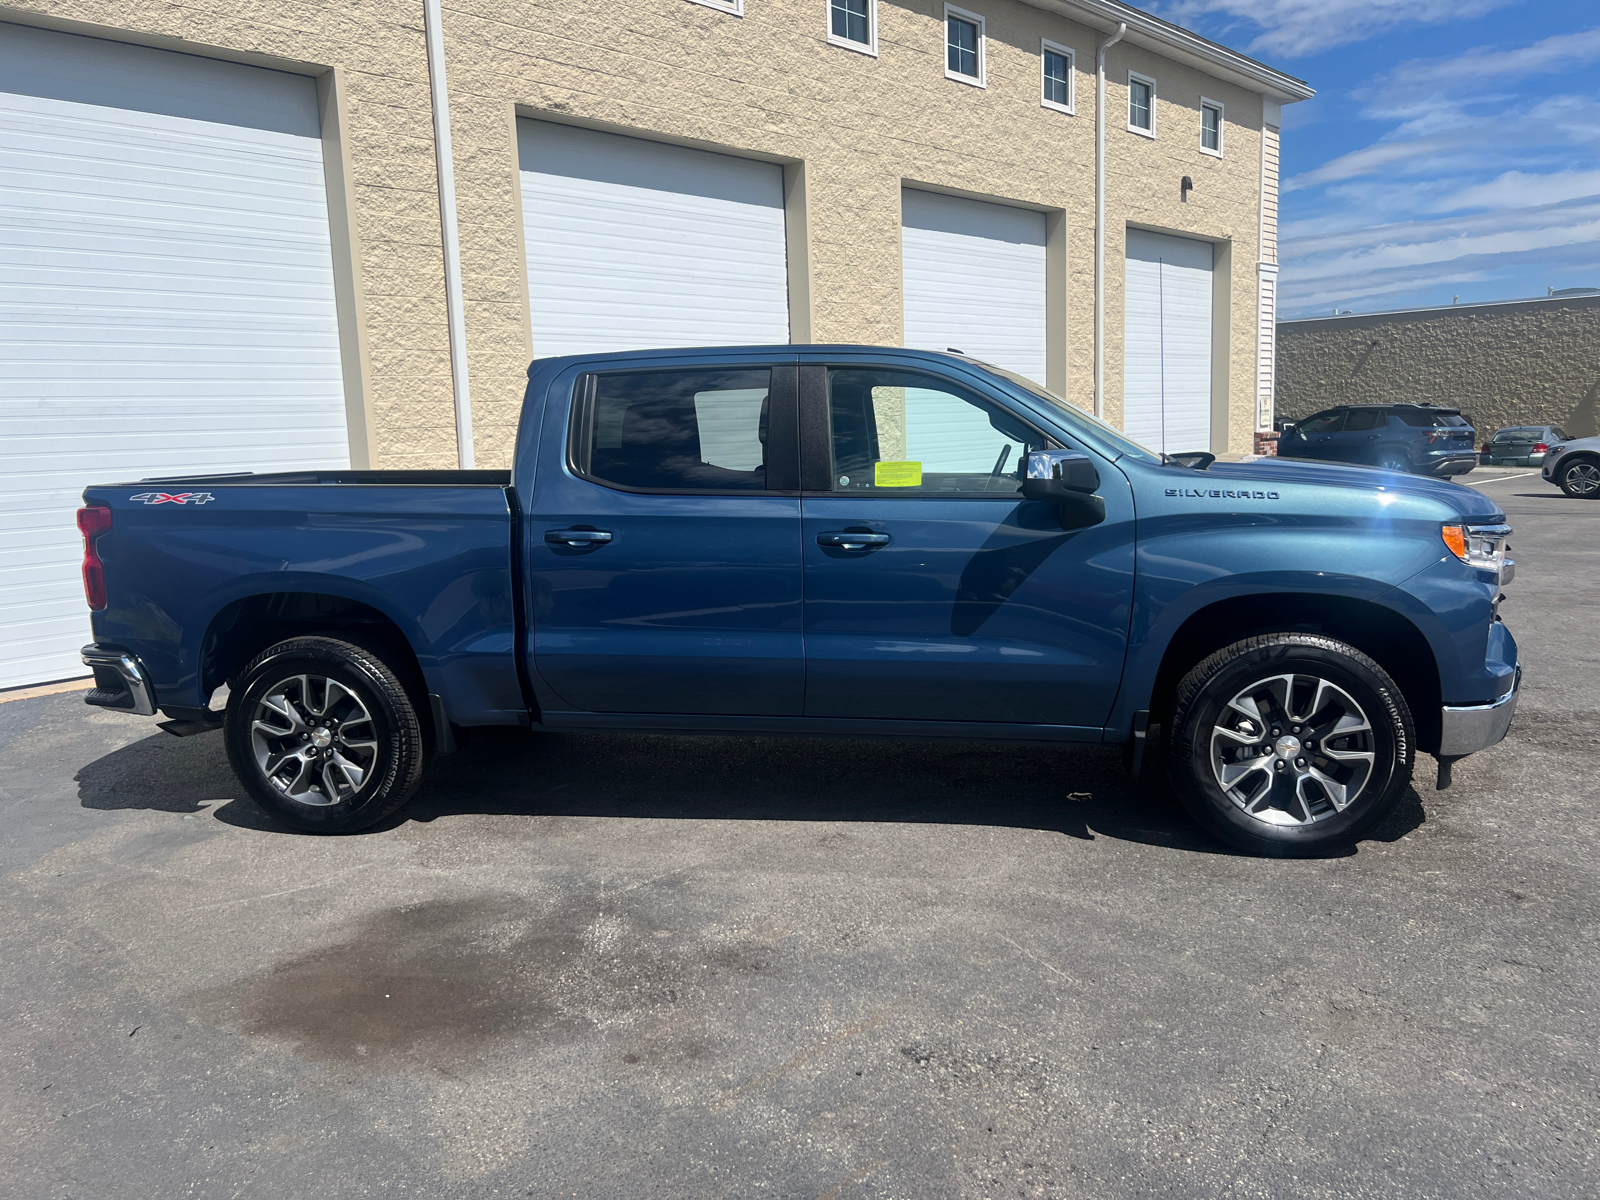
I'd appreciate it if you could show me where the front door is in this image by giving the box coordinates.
[797,362,1134,730]
[525,361,804,715]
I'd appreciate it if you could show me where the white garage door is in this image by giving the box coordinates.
[901,189,1047,384]
[1123,229,1213,454]
[518,120,790,357]
[0,24,348,689]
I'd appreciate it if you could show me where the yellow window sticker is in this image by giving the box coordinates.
[874,460,922,488]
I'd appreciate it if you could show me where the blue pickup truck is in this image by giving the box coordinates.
[76,347,1520,855]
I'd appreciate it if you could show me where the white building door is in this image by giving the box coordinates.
[518,120,790,357]
[0,23,348,689]
[901,189,1048,384]
[1123,229,1214,454]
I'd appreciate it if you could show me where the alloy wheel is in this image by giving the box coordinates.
[250,674,379,806]
[1209,673,1376,826]
[1565,462,1600,496]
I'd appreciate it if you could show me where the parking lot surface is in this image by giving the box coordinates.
[2,472,1595,1199]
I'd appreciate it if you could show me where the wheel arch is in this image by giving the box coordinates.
[1148,593,1443,754]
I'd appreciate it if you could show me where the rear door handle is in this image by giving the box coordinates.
[546,528,613,547]
[817,531,891,550]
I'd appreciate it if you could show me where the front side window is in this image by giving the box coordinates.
[1296,411,1346,435]
[824,368,1048,496]
[580,368,773,491]
[946,7,983,82]
[829,0,873,49]
[1129,73,1155,133]
[1042,42,1073,111]
[1200,100,1222,154]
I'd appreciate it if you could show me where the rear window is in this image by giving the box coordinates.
[1393,407,1467,428]
[1492,427,1543,442]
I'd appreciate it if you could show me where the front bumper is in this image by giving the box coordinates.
[81,644,156,717]
[1438,665,1520,757]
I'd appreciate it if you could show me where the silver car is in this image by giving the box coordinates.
[1542,434,1600,498]
[1480,424,1568,467]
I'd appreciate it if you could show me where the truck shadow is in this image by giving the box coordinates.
[76,726,1426,857]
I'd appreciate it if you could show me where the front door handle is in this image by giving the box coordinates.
[546,528,613,547]
[817,530,891,550]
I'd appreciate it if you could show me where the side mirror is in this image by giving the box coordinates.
[1280,421,1298,435]
[1022,450,1105,529]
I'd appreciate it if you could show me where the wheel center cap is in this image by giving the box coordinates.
[1274,735,1301,760]
[310,727,333,749]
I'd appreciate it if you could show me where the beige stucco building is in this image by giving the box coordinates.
[0,0,1309,687]
[1276,293,1600,439]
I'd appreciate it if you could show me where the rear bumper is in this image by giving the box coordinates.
[80,644,156,717]
[1420,453,1479,476]
[1438,665,1520,757]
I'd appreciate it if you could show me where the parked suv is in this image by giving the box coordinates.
[1541,434,1600,497]
[1279,405,1478,476]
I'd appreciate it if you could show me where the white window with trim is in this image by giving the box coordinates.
[1200,97,1224,157]
[1041,40,1074,113]
[687,0,743,14]
[828,0,877,54]
[1128,70,1156,136]
[945,5,985,87]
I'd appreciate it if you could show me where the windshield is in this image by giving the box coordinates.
[980,364,1164,464]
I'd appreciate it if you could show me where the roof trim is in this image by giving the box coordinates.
[1017,0,1315,103]
[1280,292,1600,325]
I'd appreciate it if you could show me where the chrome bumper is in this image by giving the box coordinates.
[1438,666,1520,758]
[80,645,156,717]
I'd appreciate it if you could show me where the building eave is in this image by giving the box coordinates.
[1017,0,1315,103]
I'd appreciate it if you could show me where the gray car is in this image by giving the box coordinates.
[1542,434,1600,498]
[1481,424,1569,467]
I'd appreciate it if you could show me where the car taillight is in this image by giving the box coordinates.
[76,505,112,611]
[1481,442,1491,453]
[1532,443,1548,454]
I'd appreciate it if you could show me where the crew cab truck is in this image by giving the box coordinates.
[77,347,1521,855]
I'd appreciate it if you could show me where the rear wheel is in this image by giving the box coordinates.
[1376,450,1410,473]
[1167,633,1414,856]
[224,636,426,833]
[1558,457,1600,498]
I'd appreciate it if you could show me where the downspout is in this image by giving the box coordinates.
[1094,21,1127,420]
[423,0,475,468]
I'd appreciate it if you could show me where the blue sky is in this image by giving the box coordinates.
[1149,0,1600,317]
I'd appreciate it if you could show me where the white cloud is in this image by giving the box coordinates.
[1152,0,1515,57]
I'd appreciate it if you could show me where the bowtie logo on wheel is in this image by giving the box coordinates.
[128,492,217,506]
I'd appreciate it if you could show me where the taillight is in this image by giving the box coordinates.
[76,505,112,611]
[1481,442,1491,453]
[1532,443,1548,454]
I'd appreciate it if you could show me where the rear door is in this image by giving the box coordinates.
[525,359,804,715]
[796,359,1134,730]
[1330,407,1383,463]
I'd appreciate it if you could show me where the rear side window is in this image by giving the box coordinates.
[1345,409,1382,432]
[1296,411,1345,434]
[1392,407,1466,428]
[578,368,773,491]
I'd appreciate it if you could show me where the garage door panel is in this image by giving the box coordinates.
[1124,229,1213,455]
[901,189,1047,385]
[0,23,347,688]
[519,119,790,358]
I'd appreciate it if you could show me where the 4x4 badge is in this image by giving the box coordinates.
[129,492,216,505]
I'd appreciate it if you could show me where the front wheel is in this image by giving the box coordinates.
[224,636,426,833]
[1167,633,1415,856]
[1558,457,1600,498]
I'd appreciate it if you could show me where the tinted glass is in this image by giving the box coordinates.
[826,368,1048,495]
[1492,427,1543,442]
[1392,407,1466,428]
[947,16,978,76]
[831,0,869,43]
[584,368,771,491]
[1552,428,1569,441]
[1345,409,1381,431]
[1296,411,1345,434]
[1044,51,1070,106]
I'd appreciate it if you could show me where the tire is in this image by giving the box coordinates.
[224,636,426,833]
[1166,633,1415,856]
[1557,457,1600,499]
[1376,451,1410,473]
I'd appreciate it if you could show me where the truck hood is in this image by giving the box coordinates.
[1192,457,1503,520]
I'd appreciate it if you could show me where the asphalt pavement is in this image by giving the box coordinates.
[2,468,1595,1199]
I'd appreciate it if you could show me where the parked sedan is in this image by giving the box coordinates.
[1278,404,1478,476]
[1542,435,1600,498]
[1480,425,1568,467]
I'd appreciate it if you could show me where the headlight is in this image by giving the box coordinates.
[1550,445,1566,456]
[1442,522,1513,582]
